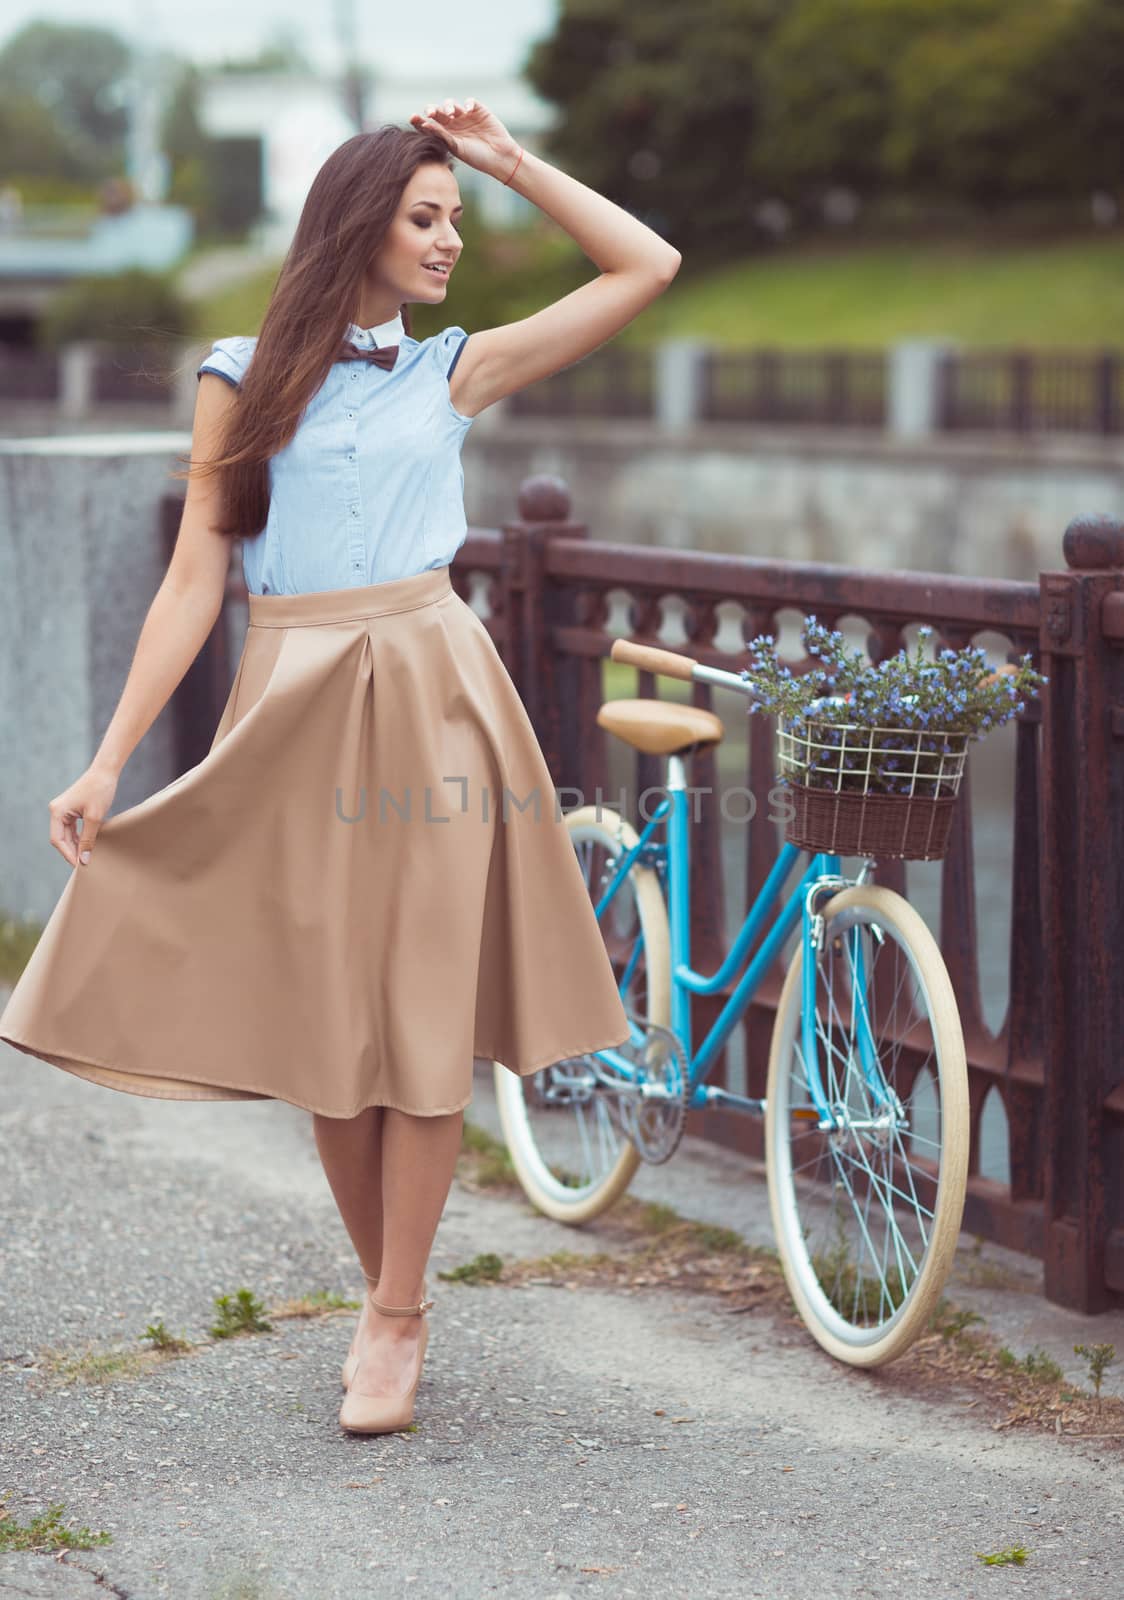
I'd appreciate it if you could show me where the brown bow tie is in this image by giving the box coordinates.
[337,341,398,369]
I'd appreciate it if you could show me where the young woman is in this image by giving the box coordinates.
[0,98,681,1434]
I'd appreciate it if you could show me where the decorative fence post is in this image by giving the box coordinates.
[499,475,589,785]
[1039,513,1124,1311]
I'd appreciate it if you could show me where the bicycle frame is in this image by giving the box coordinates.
[585,749,870,1126]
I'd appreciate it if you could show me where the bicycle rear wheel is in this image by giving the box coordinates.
[493,806,671,1222]
[765,884,968,1367]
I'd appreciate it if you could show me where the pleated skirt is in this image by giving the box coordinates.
[0,565,631,1117]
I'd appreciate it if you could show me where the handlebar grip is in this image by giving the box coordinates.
[610,637,697,682]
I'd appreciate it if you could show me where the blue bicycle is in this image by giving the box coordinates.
[494,637,970,1367]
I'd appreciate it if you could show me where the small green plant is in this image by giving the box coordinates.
[995,1344,1062,1382]
[140,1318,192,1352]
[0,1499,112,1553]
[811,1216,907,1324]
[975,1547,1028,1567]
[438,1252,504,1285]
[459,1120,517,1188]
[1022,1346,1063,1383]
[209,1288,272,1339]
[1074,1342,1116,1407]
[928,1298,985,1341]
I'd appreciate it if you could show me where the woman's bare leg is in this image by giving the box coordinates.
[311,1105,385,1277]
[349,1104,464,1398]
[312,1106,384,1370]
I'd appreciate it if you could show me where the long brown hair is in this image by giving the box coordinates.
[173,125,456,538]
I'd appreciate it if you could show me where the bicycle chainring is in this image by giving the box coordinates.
[612,1008,691,1165]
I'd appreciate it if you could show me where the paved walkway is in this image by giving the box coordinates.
[2,1019,1123,1599]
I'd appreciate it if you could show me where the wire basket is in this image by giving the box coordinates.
[776,712,970,861]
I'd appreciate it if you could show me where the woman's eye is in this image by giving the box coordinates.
[414,218,462,232]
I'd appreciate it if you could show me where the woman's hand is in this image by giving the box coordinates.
[409,98,521,182]
[49,764,119,867]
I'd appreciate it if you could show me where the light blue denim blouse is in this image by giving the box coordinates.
[196,311,473,595]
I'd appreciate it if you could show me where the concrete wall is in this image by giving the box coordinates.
[465,413,1124,581]
[0,435,188,922]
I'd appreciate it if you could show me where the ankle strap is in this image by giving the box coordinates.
[369,1295,434,1317]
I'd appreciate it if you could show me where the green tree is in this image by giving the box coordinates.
[523,0,786,260]
[752,0,1003,197]
[754,0,1124,209]
[888,3,1085,203]
[0,93,90,183]
[0,22,131,175]
[1034,0,1124,195]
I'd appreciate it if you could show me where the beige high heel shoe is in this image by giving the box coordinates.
[341,1273,428,1390]
[338,1282,435,1436]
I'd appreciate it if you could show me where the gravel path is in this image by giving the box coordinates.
[2,1035,1122,1600]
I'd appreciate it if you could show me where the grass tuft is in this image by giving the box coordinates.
[976,1547,1029,1567]
[0,1498,112,1553]
[268,1288,361,1320]
[38,1344,148,1385]
[139,1317,193,1353]
[209,1287,272,1340]
[437,1252,506,1285]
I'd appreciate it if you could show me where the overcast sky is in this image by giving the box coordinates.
[0,0,559,76]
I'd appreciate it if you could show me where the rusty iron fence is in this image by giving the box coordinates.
[700,348,886,427]
[163,478,1124,1315]
[14,341,1124,435]
[937,348,1124,436]
[505,346,653,419]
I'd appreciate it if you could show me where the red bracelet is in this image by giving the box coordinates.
[502,146,525,186]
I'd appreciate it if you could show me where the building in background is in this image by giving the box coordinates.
[197,68,557,251]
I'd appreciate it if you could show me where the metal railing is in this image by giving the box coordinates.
[166,479,1124,1314]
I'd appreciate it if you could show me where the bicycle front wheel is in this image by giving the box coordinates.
[765,884,969,1367]
[493,806,671,1223]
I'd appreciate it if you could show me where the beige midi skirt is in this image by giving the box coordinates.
[0,565,631,1117]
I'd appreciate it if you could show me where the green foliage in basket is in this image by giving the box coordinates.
[741,617,1047,798]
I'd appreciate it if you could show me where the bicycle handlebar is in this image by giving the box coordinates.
[609,638,697,681]
[611,637,1022,695]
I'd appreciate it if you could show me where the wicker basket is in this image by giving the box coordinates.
[776,711,970,862]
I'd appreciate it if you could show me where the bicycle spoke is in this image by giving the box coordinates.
[768,887,967,1359]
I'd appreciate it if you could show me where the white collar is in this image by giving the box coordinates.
[345,311,405,347]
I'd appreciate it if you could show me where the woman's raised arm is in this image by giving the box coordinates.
[411,97,682,418]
